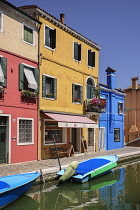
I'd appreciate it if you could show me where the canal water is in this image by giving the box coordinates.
[4,160,140,210]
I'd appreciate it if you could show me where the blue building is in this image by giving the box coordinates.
[99,67,125,150]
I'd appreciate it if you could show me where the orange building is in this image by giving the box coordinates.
[124,77,140,142]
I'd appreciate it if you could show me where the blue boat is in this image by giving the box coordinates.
[0,172,40,209]
[57,155,118,183]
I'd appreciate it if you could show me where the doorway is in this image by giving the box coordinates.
[71,128,77,151]
[88,128,95,152]
[99,127,105,150]
[0,116,7,163]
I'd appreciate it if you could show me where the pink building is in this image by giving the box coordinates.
[0,0,41,163]
[124,77,140,142]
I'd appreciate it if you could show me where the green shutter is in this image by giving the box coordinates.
[78,44,81,61]
[34,68,40,93]
[45,26,50,47]
[51,29,56,49]
[80,86,83,104]
[88,50,91,66]
[92,52,95,67]
[74,42,78,60]
[54,78,57,99]
[19,63,24,90]
[72,84,75,102]
[42,75,46,98]
[0,57,7,87]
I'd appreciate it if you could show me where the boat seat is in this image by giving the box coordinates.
[0,181,10,190]
[75,158,110,175]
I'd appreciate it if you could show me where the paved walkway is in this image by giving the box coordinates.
[0,146,140,177]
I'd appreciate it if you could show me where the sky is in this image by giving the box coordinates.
[7,0,140,90]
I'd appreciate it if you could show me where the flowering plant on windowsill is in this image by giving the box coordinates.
[74,97,81,103]
[86,98,106,113]
[21,90,38,99]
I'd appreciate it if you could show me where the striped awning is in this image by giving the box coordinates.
[45,113,98,128]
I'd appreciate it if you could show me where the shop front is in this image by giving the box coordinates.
[40,112,98,159]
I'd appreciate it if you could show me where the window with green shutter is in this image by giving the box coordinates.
[72,83,82,104]
[74,42,81,61]
[19,64,39,94]
[45,25,56,50]
[88,50,95,68]
[0,57,7,87]
[42,75,57,99]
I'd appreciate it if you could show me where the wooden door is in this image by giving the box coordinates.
[0,117,7,163]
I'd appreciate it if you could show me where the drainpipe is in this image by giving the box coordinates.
[37,16,42,161]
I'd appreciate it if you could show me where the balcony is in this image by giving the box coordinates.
[85,98,106,118]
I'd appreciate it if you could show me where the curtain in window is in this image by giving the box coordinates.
[0,64,4,83]
[24,67,37,90]
[24,26,33,44]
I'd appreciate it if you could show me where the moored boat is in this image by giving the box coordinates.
[57,155,118,183]
[0,172,40,209]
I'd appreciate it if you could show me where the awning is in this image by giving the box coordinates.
[45,113,98,128]
[0,64,4,83]
[24,67,37,90]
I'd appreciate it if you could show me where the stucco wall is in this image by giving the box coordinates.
[0,4,38,62]
[39,17,99,114]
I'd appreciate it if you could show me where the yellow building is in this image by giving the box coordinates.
[20,6,101,159]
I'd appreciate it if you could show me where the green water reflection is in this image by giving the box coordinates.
[4,161,140,210]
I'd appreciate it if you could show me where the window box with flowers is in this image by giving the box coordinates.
[86,98,106,113]
[21,90,38,99]
[74,97,81,103]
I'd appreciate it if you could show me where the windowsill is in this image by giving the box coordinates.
[43,97,55,100]
[44,45,56,52]
[17,143,34,146]
[87,65,95,69]
[73,102,82,104]
[73,59,81,63]
[22,40,34,46]
[44,143,66,146]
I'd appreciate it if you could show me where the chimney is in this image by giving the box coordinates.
[131,77,138,89]
[60,13,65,24]
[105,67,116,89]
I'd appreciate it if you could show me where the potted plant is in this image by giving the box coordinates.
[74,97,81,103]
[21,90,38,99]
[87,98,106,113]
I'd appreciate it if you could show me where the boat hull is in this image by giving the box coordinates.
[0,172,40,209]
[57,155,118,183]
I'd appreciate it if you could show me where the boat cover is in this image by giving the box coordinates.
[76,158,110,175]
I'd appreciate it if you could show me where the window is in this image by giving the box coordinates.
[86,78,95,99]
[74,41,81,61]
[18,118,34,145]
[45,25,56,50]
[23,24,34,45]
[88,49,95,68]
[72,83,82,103]
[114,128,120,142]
[19,63,39,93]
[0,11,3,32]
[42,75,57,99]
[0,56,7,87]
[118,102,123,114]
[44,121,65,145]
